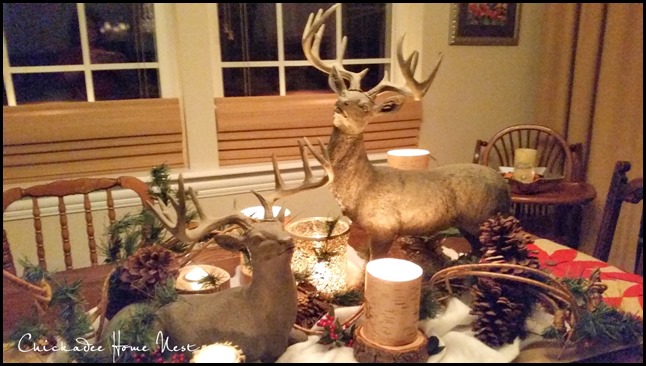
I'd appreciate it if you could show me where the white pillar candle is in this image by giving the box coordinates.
[363,258,423,346]
[387,149,431,170]
[513,148,537,183]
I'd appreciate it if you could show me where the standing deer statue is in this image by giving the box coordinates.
[101,140,333,363]
[302,5,511,259]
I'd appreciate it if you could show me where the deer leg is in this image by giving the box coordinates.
[369,234,397,260]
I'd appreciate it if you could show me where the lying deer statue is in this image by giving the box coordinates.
[302,5,511,258]
[101,141,333,363]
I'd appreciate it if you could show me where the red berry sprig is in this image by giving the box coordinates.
[316,310,355,348]
[129,348,188,363]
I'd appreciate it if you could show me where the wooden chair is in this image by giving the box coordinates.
[592,161,643,275]
[3,176,152,275]
[474,124,579,180]
[3,176,153,338]
[473,125,584,246]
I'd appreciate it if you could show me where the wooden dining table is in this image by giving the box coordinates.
[3,235,642,363]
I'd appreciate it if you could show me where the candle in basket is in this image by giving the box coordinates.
[363,258,423,346]
[513,148,537,183]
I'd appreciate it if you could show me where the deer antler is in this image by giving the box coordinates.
[148,175,252,243]
[367,34,443,100]
[253,138,333,220]
[302,4,367,91]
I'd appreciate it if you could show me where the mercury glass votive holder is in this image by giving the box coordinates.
[285,217,350,297]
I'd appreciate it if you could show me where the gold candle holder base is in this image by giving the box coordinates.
[353,326,428,363]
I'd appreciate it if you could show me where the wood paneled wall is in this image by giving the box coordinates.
[3,99,184,184]
[215,94,422,166]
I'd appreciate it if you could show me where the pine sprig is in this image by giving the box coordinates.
[18,258,50,283]
[9,317,49,345]
[152,278,178,306]
[197,270,227,290]
[293,267,314,284]
[149,164,173,205]
[419,286,442,320]
[330,288,363,307]
[113,304,160,362]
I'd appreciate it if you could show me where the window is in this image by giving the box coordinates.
[3,3,161,105]
[3,3,182,184]
[216,3,390,97]
[210,4,427,167]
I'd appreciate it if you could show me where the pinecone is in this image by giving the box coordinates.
[471,278,526,347]
[470,213,540,348]
[295,282,332,329]
[478,214,540,273]
[120,245,180,293]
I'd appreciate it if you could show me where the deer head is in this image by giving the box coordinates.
[147,137,333,262]
[302,4,443,135]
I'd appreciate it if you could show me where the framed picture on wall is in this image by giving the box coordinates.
[449,3,521,46]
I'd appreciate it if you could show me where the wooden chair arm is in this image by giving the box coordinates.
[473,139,488,164]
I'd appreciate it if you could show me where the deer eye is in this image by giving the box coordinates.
[250,233,265,243]
[380,101,400,113]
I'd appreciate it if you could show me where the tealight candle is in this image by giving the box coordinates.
[387,149,431,170]
[175,265,231,294]
[184,266,209,282]
[363,258,423,346]
[191,342,245,363]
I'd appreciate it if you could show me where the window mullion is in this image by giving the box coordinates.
[211,4,224,98]
[3,33,17,106]
[276,3,286,96]
[155,3,178,98]
[77,3,95,102]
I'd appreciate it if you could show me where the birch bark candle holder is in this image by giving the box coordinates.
[354,258,428,363]
[387,149,431,170]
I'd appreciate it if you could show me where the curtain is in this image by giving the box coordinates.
[534,3,643,272]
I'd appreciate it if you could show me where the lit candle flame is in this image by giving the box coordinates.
[184,266,209,282]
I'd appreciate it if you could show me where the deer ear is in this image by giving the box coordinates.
[377,95,406,114]
[213,233,245,252]
[276,206,287,223]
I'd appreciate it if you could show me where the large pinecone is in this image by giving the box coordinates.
[470,213,539,348]
[120,245,180,293]
[295,282,332,329]
[478,214,540,273]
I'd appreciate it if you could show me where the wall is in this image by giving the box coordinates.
[418,3,545,165]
